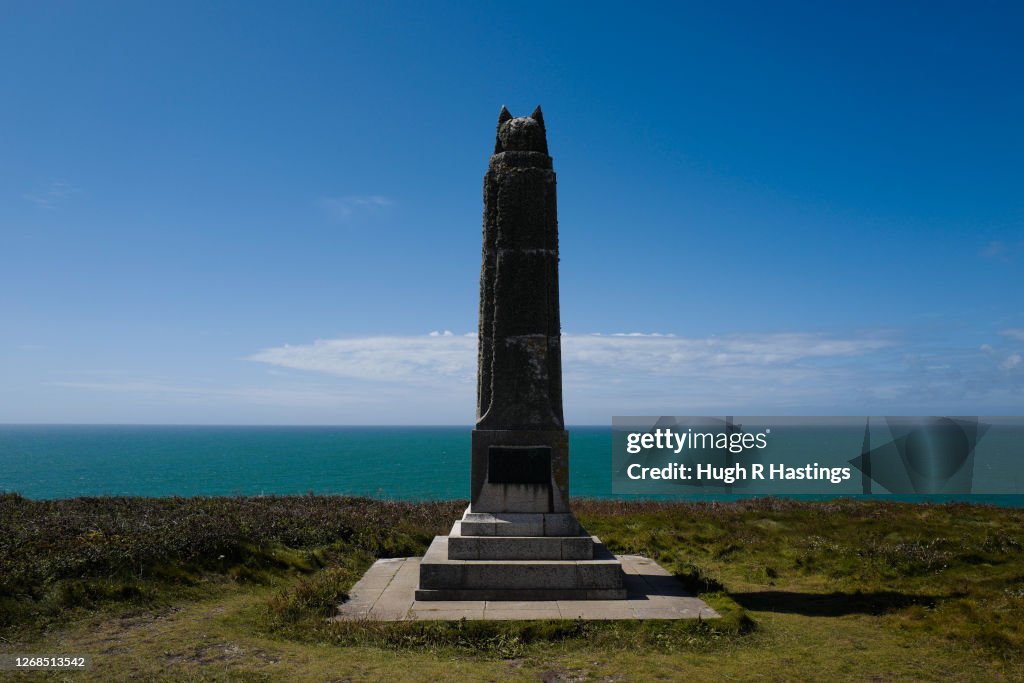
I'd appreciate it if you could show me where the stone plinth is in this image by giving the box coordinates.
[416,505,624,601]
[458,511,580,537]
[470,430,571,514]
[415,535,626,601]
[448,523,594,561]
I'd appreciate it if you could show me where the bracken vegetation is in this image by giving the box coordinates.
[0,493,461,633]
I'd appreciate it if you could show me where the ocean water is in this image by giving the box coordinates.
[1,425,1020,505]
[0,425,611,500]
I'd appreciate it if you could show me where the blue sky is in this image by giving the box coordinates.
[2,1,1022,424]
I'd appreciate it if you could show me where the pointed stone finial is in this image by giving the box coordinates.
[530,105,548,154]
[495,106,513,153]
[530,105,544,125]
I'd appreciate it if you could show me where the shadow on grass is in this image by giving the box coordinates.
[731,590,947,616]
[624,573,722,600]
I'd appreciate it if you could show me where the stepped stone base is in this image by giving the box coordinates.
[459,510,581,537]
[449,522,594,560]
[416,534,627,601]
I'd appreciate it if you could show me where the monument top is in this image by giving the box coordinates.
[494,105,549,155]
[476,104,563,433]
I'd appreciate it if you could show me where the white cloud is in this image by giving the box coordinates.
[248,335,477,384]
[1001,329,1024,342]
[24,181,82,209]
[568,332,890,372]
[244,331,903,415]
[318,195,393,222]
[240,327,1024,417]
[47,330,1021,423]
[247,331,895,384]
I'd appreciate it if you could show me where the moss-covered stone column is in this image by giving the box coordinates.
[472,106,569,515]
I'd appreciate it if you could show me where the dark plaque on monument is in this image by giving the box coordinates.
[416,107,626,601]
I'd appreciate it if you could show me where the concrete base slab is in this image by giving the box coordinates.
[334,555,720,621]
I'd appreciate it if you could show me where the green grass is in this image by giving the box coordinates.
[1,494,1023,681]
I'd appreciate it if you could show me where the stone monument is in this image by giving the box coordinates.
[416,106,626,600]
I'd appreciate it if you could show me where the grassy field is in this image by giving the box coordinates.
[1,493,1023,681]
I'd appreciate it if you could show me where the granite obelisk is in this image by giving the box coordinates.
[471,105,572,518]
[416,107,626,601]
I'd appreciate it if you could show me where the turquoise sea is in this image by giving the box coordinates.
[0,425,606,500]
[1,425,1021,505]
